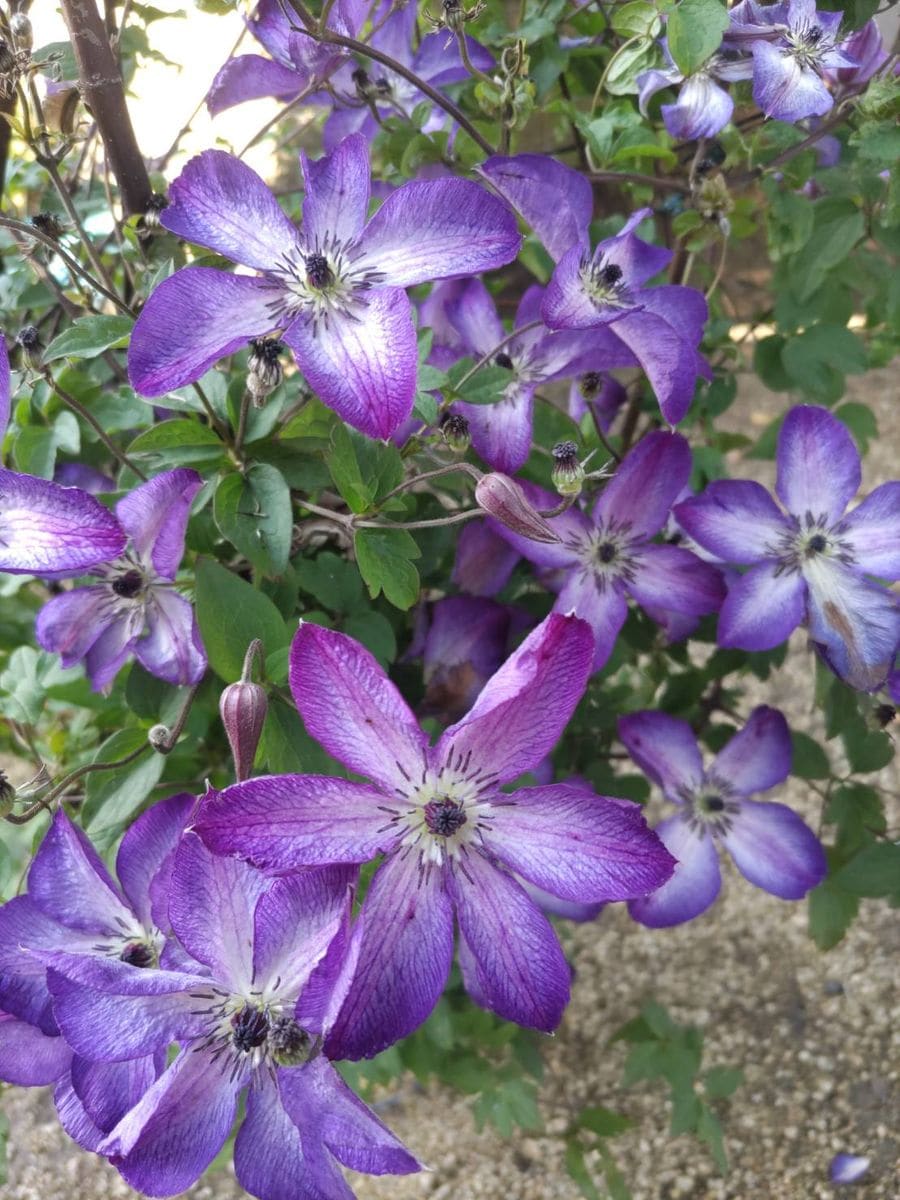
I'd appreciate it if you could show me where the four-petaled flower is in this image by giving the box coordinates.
[618,706,826,926]
[195,616,676,1058]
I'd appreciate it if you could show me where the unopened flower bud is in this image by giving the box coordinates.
[247,338,284,405]
[0,770,15,819]
[148,724,172,753]
[475,473,560,544]
[16,324,41,369]
[439,411,470,453]
[551,441,585,497]
[220,639,268,782]
[10,13,32,54]
[442,0,465,32]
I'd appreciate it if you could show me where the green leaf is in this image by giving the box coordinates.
[842,723,894,774]
[696,1106,729,1173]
[129,418,225,468]
[213,464,292,577]
[791,731,830,779]
[83,729,165,850]
[782,325,867,401]
[667,0,729,76]
[354,528,421,610]
[834,401,878,455]
[343,611,397,666]
[792,200,866,301]
[824,783,886,855]
[808,879,859,949]
[578,1105,633,1137]
[414,390,439,425]
[565,1139,602,1200]
[832,842,900,897]
[325,422,373,514]
[702,1066,744,1099]
[43,315,133,362]
[195,558,290,680]
[612,0,661,37]
[446,359,512,406]
[261,699,336,775]
[294,551,364,612]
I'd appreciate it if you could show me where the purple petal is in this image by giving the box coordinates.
[357,178,521,288]
[804,557,900,692]
[54,1075,105,1152]
[0,1012,71,1085]
[840,482,900,579]
[595,431,692,537]
[116,793,196,930]
[324,852,454,1059]
[482,783,676,902]
[433,612,594,784]
[83,606,144,689]
[128,267,277,397]
[418,31,493,85]
[448,850,569,1032]
[618,711,705,799]
[70,1054,162,1143]
[301,133,371,248]
[284,287,416,439]
[136,588,207,686]
[289,621,428,793]
[0,896,93,1031]
[829,1153,870,1185]
[162,149,298,270]
[723,800,826,898]
[195,775,396,871]
[712,706,791,795]
[115,468,201,578]
[628,815,722,927]
[207,54,304,116]
[662,74,733,140]
[555,572,629,673]
[34,589,111,666]
[751,41,834,122]
[459,384,535,475]
[102,1048,243,1195]
[777,405,861,524]
[628,545,725,619]
[542,243,606,329]
[478,154,592,262]
[718,561,806,650]
[452,519,521,597]
[675,480,792,563]
[443,276,505,356]
[606,308,703,426]
[0,469,125,574]
[28,809,133,934]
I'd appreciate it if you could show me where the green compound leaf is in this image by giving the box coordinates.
[354,528,421,610]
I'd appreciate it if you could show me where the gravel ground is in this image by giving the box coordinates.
[3,365,898,1199]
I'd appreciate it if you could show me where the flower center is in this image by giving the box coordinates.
[423,796,468,837]
[111,568,145,599]
[787,21,828,68]
[494,351,514,370]
[119,941,156,968]
[305,252,335,291]
[581,255,629,311]
[768,512,855,576]
[231,1005,270,1053]
[680,776,738,835]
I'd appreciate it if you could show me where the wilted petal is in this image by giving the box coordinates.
[128,268,278,397]
[433,613,594,783]
[356,177,521,287]
[137,588,207,686]
[284,287,417,439]
[27,810,132,935]
[115,468,202,578]
[618,711,705,799]
[207,54,304,116]
[325,852,454,1060]
[448,851,569,1031]
[722,799,826,898]
[628,815,721,927]
[804,557,900,691]
[595,431,692,537]
[777,405,861,524]
[482,783,675,902]
[0,1013,70,1085]
[628,545,725,618]
[675,480,792,563]
[162,150,298,270]
[116,793,195,929]
[712,706,791,795]
[717,561,806,651]
[301,133,371,248]
[0,470,125,574]
[478,154,592,261]
[840,482,900,579]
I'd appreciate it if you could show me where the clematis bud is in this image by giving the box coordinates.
[15,324,41,369]
[247,337,283,405]
[219,639,268,782]
[551,441,585,497]
[0,770,14,819]
[475,473,560,544]
[10,13,32,54]
[439,411,470,453]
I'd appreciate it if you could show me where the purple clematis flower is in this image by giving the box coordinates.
[43,833,419,1200]
[452,518,522,597]
[618,707,826,926]
[637,42,753,139]
[823,18,891,96]
[675,405,900,691]
[0,797,194,1148]
[489,432,725,671]
[195,616,676,1057]
[128,134,521,440]
[35,468,206,690]
[479,155,710,425]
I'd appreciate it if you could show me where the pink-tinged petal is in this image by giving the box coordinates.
[595,431,692,537]
[207,53,304,116]
[555,572,629,673]
[252,865,355,997]
[804,557,900,692]
[45,956,210,1060]
[459,383,535,475]
[0,335,9,441]
[128,267,278,397]
[776,405,860,524]
[0,1013,71,1085]
[443,276,505,356]
[452,519,521,597]
[717,561,806,651]
[169,833,270,992]
[289,622,428,792]
[28,810,132,934]
[324,852,454,1060]
[628,544,725,618]
[433,612,594,783]
[0,470,125,574]
[722,800,826,898]
[116,793,196,930]
[102,1048,243,1195]
[618,711,705,800]
[675,480,792,564]
[542,243,604,329]
[35,587,118,667]
[284,287,416,439]
[478,154,592,261]
[301,133,371,248]
[751,41,833,122]
[195,775,396,870]
[448,850,569,1031]
[162,149,299,269]
[356,178,521,287]
[136,588,207,686]
[482,783,675,903]
[70,1055,163,1144]
[628,815,721,927]
[712,706,791,795]
[115,468,201,578]
[840,482,900,580]
[605,309,702,426]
